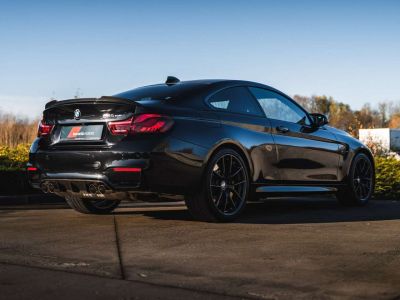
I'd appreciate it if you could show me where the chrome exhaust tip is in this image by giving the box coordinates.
[97,184,106,195]
[88,184,98,194]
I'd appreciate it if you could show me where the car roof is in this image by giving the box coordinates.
[136,78,273,88]
[112,79,286,109]
[114,79,275,97]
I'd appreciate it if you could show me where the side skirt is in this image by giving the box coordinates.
[255,186,339,195]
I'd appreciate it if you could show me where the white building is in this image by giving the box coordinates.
[359,128,400,152]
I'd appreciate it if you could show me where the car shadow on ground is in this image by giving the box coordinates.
[114,197,400,224]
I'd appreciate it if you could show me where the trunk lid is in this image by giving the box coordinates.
[43,97,136,148]
[44,97,135,123]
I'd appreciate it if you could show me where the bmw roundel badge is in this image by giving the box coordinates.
[74,109,81,120]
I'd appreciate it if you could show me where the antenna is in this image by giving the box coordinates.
[74,88,81,99]
[165,76,180,86]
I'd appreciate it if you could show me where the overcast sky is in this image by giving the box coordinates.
[0,0,399,118]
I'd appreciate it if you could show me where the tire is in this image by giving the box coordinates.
[336,153,374,206]
[65,194,121,214]
[185,148,250,222]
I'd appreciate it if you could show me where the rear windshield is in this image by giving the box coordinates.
[114,83,208,102]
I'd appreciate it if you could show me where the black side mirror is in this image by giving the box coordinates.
[310,113,328,127]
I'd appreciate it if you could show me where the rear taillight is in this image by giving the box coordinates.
[131,114,173,133]
[108,114,173,136]
[107,118,133,135]
[37,120,54,137]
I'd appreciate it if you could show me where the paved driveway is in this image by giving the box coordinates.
[0,197,400,299]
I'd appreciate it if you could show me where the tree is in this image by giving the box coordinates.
[313,95,332,116]
[378,102,388,127]
[389,113,400,128]
[293,95,313,112]
[328,101,358,135]
[354,104,381,129]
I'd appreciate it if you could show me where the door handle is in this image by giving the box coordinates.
[276,126,289,133]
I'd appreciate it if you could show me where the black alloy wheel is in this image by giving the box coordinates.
[210,153,248,216]
[352,155,373,201]
[337,153,374,206]
[185,148,249,222]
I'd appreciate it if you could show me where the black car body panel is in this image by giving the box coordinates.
[28,79,374,202]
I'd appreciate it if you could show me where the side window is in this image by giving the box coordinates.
[249,87,310,125]
[207,87,264,116]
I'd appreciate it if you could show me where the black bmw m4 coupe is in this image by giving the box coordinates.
[28,77,375,221]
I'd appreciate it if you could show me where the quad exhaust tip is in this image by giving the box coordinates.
[41,182,58,194]
[41,181,108,195]
[88,183,107,195]
[97,184,106,194]
[88,183,98,194]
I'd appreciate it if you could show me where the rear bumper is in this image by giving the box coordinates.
[29,171,141,189]
[28,150,147,191]
[28,137,208,197]
[28,164,145,200]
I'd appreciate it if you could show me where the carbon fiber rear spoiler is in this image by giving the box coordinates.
[44,96,137,110]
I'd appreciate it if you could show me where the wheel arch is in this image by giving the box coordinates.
[204,140,254,180]
[354,147,375,170]
[338,146,375,205]
[344,147,375,183]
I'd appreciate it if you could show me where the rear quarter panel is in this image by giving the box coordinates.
[170,110,279,184]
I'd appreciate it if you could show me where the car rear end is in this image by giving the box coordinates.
[27,95,202,201]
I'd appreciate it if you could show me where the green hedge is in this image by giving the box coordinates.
[0,145,36,195]
[0,144,30,171]
[374,156,400,199]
